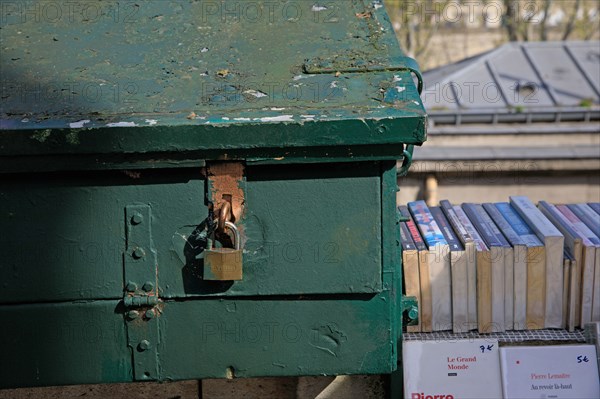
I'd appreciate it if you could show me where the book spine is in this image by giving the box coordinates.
[534,201,566,328]
[566,204,600,240]
[408,200,448,249]
[557,205,600,246]
[464,203,507,332]
[400,222,416,251]
[440,200,473,244]
[510,196,562,237]
[483,203,523,247]
[453,205,488,251]
[538,201,583,241]
[480,207,510,247]
[588,202,600,215]
[441,201,477,332]
[495,202,543,247]
[430,206,463,251]
[567,254,578,332]
[481,203,515,331]
[399,205,427,251]
[475,204,511,247]
[564,248,574,261]
[462,203,504,248]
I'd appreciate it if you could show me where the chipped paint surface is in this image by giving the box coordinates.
[244,90,267,98]
[0,0,426,152]
[258,115,294,122]
[69,120,91,129]
[312,5,328,12]
[106,122,137,128]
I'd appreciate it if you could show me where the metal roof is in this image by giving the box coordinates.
[422,41,600,124]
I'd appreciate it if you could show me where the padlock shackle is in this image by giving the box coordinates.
[218,201,232,232]
[224,221,241,250]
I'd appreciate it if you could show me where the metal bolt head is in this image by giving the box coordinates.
[125,282,138,292]
[376,125,388,134]
[408,305,419,321]
[131,213,143,225]
[145,309,155,319]
[126,310,139,320]
[142,281,154,292]
[138,340,151,351]
[132,248,146,259]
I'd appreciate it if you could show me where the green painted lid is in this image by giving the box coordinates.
[0,0,426,166]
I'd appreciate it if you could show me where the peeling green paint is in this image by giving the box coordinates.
[0,0,425,162]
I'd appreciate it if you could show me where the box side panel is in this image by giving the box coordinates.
[0,301,130,388]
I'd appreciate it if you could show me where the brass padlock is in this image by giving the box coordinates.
[204,221,243,281]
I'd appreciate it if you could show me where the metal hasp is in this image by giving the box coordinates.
[0,0,426,388]
[203,162,246,280]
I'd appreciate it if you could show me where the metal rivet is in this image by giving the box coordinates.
[132,248,145,259]
[131,213,143,225]
[142,281,154,292]
[145,309,155,319]
[126,310,139,320]
[138,340,150,351]
[125,282,138,292]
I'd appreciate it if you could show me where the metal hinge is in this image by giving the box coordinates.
[124,295,160,308]
[123,204,160,381]
[303,55,423,94]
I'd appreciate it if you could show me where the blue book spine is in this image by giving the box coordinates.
[483,203,524,247]
[408,200,448,248]
[588,203,600,215]
[495,203,543,247]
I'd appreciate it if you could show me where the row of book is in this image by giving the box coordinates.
[399,197,600,333]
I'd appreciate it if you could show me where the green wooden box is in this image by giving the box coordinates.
[0,0,426,388]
